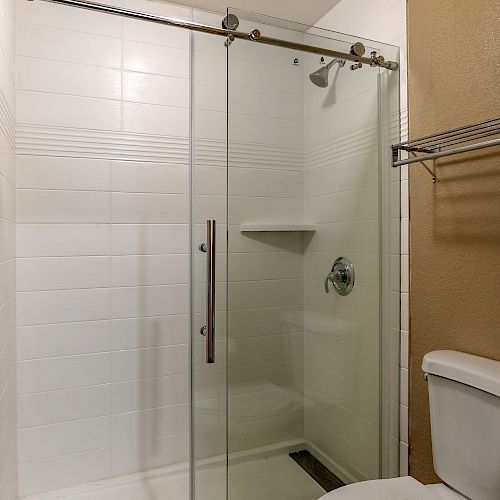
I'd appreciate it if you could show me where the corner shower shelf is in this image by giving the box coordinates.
[391,116,500,182]
[240,224,316,232]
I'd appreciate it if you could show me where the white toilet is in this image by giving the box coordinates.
[319,350,500,500]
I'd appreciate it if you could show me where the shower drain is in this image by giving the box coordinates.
[289,450,345,492]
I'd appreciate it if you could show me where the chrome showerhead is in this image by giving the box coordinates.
[309,58,346,87]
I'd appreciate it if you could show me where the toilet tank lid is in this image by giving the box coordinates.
[422,350,500,397]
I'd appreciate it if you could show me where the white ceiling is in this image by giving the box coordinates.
[174,0,341,27]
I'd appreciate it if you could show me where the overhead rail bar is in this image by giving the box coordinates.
[31,0,398,70]
[392,116,500,182]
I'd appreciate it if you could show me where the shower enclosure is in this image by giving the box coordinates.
[14,1,400,499]
[191,8,400,500]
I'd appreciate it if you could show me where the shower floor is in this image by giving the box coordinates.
[229,453,326,500]
[18,452,326,500]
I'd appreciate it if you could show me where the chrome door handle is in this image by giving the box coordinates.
[205,220,216,363]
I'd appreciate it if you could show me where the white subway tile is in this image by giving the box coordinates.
[111,314,188,350]
[305,186,378,224]
[111,161,188,194]
[112,193,188,224]
[401,292,409,331]
[401,179,409,218]
[17,91,121,131]
[16,56,122,100]
[228,252,303,282]
[17,190,111,223]
[18,384,111,428]
[18,353,111,394]
[400,330,409,369]
[17,24,122,68]
[112,374,188,413]
[401,217,409,255]
[17,256,110,291]
[18,320,112,360]
[123,40,189,77]
[230,168,303,198]
[122,101,189,137]
[400,367,408,407]
[112,404,188,445]
[123,72,189,107]
[229,196,303,226]
[17,416,111,462]
[17,156,112,191]
[17,224,110,257]
[17,288,111,326]
[112,255,188,286]
[111,223,189,255]
[17,447,111,497]
[112,345,187,382]
[401,254,409,293]
[111,284,189,319]
[229,280,303,311]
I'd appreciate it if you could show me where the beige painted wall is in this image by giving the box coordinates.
[408,0,500,483]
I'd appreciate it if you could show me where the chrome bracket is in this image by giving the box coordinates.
[370,50,385,67]
[222,14,238,47]
[409,151,437,183]
[392,147,438,183]
[249,28,261,41]
[224,33,235,47]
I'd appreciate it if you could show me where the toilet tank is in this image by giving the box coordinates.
[422,350,500,500]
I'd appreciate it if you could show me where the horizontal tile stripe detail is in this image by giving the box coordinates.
[16,124,304,169]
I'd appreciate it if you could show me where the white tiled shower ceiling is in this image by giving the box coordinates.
[0,0,17,497]
[15,0,191,495]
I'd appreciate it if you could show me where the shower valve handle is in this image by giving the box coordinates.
[324,257,355,296]
[324,270,347,292]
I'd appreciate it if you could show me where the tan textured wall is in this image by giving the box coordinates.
[407,0,500,483]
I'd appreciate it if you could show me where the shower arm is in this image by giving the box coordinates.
[325,58,346,70]
[29,0,398,71]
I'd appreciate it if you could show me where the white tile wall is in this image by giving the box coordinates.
[15,0,192,495]
[315,0,409,477]
[0,0,17,497]
[302,48,382,481]
[224,25,306,454]
[189,16,307,468]
[13,1,408,497]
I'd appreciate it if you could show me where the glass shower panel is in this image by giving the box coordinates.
[225,9,400,500]
[16,0,194,497]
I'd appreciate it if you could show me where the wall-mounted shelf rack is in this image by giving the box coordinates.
[392,116,500,182]
[240,224,316,232]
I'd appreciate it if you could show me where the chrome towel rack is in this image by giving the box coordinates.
[392,116,500,182]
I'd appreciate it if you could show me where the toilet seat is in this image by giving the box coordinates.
[318,477,446,500]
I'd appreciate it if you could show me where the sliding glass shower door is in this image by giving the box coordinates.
[191,8,229,500]
[192,8,400,500]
